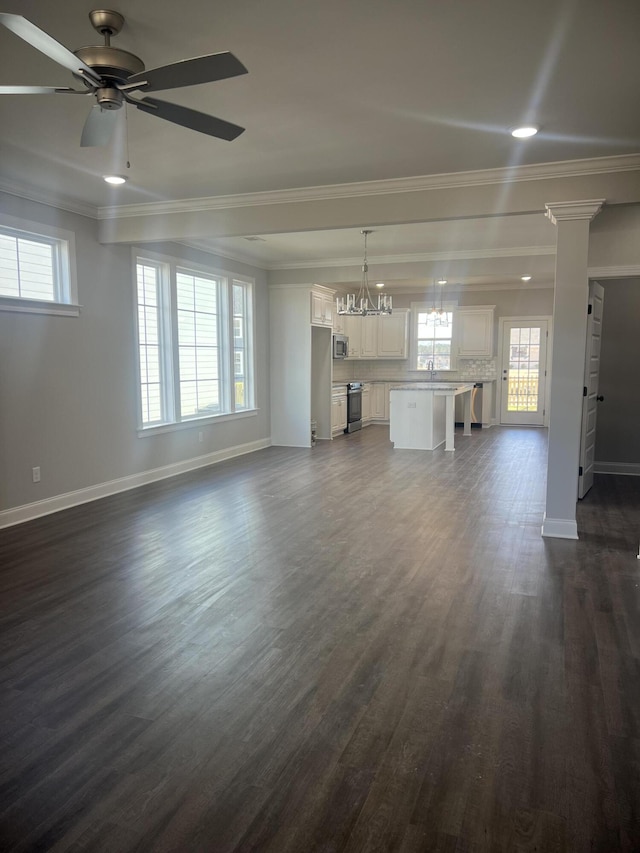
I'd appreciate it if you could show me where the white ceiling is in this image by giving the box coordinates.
[185,214,559,289]
[1,0,639,280]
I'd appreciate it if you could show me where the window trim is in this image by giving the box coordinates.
[410,300,459,373]
[0,213,79,315]
[132,247,257,433]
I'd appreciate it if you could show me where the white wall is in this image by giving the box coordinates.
[0,193,270,515]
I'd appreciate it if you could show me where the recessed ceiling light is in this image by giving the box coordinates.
[521,275,532,281]
[437,278,447,285]
[511,126,538,139]
[103,175,127,185]
[376,282,385,288]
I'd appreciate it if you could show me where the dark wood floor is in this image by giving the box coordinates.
[1,425,640,852]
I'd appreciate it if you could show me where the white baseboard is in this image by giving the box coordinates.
[594,461,640,477]
[541,514,579,540]
[0,438,271,530]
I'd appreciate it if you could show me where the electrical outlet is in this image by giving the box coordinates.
[198,431,203,443]
[32,466,41,483]
[408,402,417,409]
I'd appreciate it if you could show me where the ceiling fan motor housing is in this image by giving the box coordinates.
[95,86,123,109]
[74,45,145,83]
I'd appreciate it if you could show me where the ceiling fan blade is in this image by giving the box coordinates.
[130,96,245,141]
[0,14,101,86]
[123,52,248,93]
[0,85,89,95]
[80,105,119,147]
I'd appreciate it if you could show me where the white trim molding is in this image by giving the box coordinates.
[545,199,605,224]
[0,438,271,530]
[98,155,640,220]
[0,178,97,219]
[3,154,639,225]
[594,461,640,476]
[541,515,579,540]
[588,265,640,280]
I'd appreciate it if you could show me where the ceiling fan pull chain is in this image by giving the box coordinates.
[125,102,131,170]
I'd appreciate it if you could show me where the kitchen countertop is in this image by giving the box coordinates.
[391,382,474,393]
[334,378,495,385]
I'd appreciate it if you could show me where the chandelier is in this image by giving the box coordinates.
[336,229,392,315]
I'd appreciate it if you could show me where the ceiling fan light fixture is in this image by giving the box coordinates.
[511,125,538,139]
[103,174,127,184]
[437,278,447,285]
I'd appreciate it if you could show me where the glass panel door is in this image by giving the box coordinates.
[500,321,548,425]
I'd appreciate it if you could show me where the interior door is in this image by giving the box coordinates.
[500,320,548,425]
[578,281,605,499]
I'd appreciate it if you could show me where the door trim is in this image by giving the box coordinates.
[497,315,553,427]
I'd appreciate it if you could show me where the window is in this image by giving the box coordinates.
[0,215,78,315]
[414,308,455,371]
[135,252,255,430]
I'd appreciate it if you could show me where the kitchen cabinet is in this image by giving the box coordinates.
[331,392,347,435]
[371,382,389,420]
[456,307,495,358]
[362,384,372,423]
[333,310,345,335]
[311,289,334,327]
[360,316,378,357]
[342,312,408,359]
[343,315,362,358]
[270,284,335,447]
[377,312,408,357]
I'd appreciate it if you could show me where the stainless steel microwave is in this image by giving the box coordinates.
[333,334,348,359]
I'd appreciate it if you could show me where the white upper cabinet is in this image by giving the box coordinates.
[377,312,408,358]
[343,314,362,357]
[456,307,495,358]
[311,288,334,327]
[360,316,378,357]
[343,312,408,359]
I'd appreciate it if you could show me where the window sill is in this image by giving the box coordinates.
[137,408,259,438]
[0,296,81,317]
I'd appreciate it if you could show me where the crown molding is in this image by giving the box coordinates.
[97,154,640,220]
[3,152,638,226]
[344,279,555,294]
[268,244,556,271]
[588,264,640,280]
[175,242,556,272]
[0,177,98,219]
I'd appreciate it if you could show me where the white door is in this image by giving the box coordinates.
[578,282,605,499]
[500,321,549,425]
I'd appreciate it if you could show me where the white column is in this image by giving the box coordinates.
[542,200,604,539]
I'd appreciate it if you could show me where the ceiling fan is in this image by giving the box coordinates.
[0,9,248,147]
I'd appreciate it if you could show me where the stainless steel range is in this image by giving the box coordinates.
[345,382,363,433]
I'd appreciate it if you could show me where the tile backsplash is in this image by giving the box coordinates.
[333,358,497,383]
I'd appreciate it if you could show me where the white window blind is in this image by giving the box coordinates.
[135,254,255,430]
[0,217,78,315]
[176,270,221,418]
[0,232,59,300]
[136,263,164,425]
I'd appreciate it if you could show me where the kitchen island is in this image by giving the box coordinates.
[389,383,474,451]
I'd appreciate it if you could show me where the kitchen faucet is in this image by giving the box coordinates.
[427,359,437,380]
